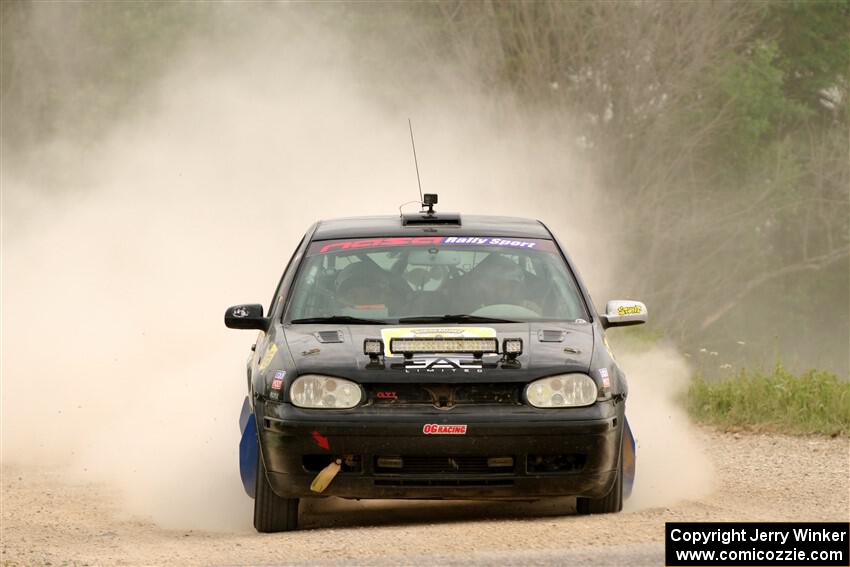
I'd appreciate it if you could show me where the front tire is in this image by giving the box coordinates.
[576,436,623,515]
[254,448,299,532]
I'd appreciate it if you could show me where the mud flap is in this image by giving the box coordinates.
[623,415,636,499]
[238,396,258,498]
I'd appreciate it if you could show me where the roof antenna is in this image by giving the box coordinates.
[408,118,423,204]
[405,119,438,217]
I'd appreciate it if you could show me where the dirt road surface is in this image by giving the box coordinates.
[2,430,848,566]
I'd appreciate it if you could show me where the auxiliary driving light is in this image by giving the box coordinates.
[487,457,514,468]
[376,456,404,469]
[503,338,523,356]
[363,339,384,356]
[390,337,498,354]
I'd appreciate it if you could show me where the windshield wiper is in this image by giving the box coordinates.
[289,315,388,325]
[397,314,519,324]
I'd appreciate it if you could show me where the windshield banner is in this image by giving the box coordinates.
[309,236,557,255]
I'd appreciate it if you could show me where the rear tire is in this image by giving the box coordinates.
[254,448,299,533]
[576,436,623,515]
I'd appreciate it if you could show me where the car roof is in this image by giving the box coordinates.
[311,214,551,240]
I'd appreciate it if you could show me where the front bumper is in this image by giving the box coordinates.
[257,400,624,500]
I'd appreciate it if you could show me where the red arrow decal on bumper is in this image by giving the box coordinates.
[311,431,330,450]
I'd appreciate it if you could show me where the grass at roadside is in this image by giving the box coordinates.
[687,365,850,436]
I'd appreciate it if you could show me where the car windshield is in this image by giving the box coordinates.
[285,236,588,323]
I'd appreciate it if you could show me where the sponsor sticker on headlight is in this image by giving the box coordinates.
[423,423,468,435]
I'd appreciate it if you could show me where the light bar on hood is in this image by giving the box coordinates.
[390,337,498,354]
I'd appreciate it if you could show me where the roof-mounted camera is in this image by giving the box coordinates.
[422,193,438,215]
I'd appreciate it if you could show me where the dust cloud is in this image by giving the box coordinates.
[2,6,711,530]
[619,346,716,510]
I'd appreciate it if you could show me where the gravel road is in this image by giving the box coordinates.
[2,430,848,566]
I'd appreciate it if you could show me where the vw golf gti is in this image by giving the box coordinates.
[225,195,647,532]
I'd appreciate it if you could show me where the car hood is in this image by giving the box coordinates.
[281,322,594,383]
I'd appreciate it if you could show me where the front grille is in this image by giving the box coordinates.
[374,455,515,475]
[367,383,522,407]
[375,479,514,487]
[526,454,586,474]
[302,455,362,473]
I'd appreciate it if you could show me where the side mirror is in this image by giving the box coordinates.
[224,304,269,331]
[600,300,648,329]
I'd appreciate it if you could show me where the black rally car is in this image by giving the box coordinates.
[226,197,647,532]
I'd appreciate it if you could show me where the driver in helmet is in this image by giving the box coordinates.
[454,253,537,313]
[334,262,398,316]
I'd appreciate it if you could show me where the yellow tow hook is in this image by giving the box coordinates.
[310,458,342,493]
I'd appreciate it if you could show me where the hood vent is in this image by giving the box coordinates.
[538,329,566,343]
[314,330,344,343]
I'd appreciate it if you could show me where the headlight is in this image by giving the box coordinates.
[525,374,597,408]
[290,375,362,409]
